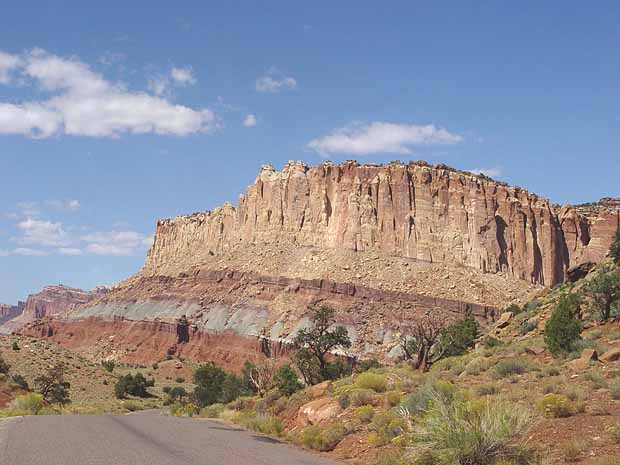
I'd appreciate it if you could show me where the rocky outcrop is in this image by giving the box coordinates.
[1,285,110,333]
[146,161,619,287]
[0,302,24,326]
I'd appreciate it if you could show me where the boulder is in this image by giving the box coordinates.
[525,346,545,356]
[567,349,599,371]
[566,261,596,283]
[496,312,514,329]
[600,347,620,362]
[297,397,342,427]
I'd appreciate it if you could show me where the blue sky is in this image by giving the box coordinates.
[0,2,619,303]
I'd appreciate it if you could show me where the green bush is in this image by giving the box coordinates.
[492,358,532,379]
[520,320,538,335]
[356,372,387,392]
[334,384,376,408]
[384,390,403,407]
[11,374,29,390]
[11,393,44,414]
[369,411,407,447]
[192,362,250,407]
[201,403,225,418]
[355,358,382,373]
[301,423,347,451]
[504,303,522,315]
[0,354,10,374]
[11,341,20,351]
[414,395,534,465]
[537,394,574,418]
[438,315,479,358]
[585,370,608,389]
[356,404,375,423]
[544,294,583,356]
[101,360,115,373]
[114,373,150,399]
[273,364,303,396]
[476,384,500,396]
[483,336,502,349]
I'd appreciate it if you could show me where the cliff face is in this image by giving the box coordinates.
[146,161,619,287]
[0,302,24,326]
[1,285,109,333]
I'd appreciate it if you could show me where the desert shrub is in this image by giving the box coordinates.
[34,365,70,405]
[101,360,115,372]
[178,403,200,417]
[476,384,500,396]
[122,401,142,412]
[0,354,10,374]
[11,393,44,414]
[273,364,303,396]
[606,425,620,444]
[114,373,150,399]
[492,358,532,379]
[385,390,403,407]
[520,320,538,335]
[537,394,574,418]
[541,366,561,377]
[610,381,620,400]
[483,336,502,349]
[175,377,185,383]
[401,380,457,416]
[585,370,608,389]
[504,303,522,316]
[192,362,250,407]
[438,315,480,358]
[234,411,283,436]
[464,357,492,376]
[356,372,387,392]
[369,411,407,447]
[561,439,588,462]
[356,358,382,373]
[301,423,347,451]
[544,294,583,356]
[414,395,534,465]
[11,341,20,351]
[584,265,620,322]
[11,374,29,390]
[227,396,254,412]
[334,384,376,408]
[202,403,225,418]
[563,385,586,402]
[356,404,375,423]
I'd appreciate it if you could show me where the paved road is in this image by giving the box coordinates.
[0,410,343,465]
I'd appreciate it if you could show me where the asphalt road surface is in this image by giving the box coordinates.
[0,410,343,465]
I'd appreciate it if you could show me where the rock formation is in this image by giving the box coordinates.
[19,160,620,368]
[0,302,24,326]
[146,161,619,287]
[1,285,109,333]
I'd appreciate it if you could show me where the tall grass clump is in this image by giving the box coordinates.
[413,392,534,465]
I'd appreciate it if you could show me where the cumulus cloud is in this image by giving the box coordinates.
[307,121,463,157]
[469,167,502,178]
[243,113,257,127]
[255,67,297,93]
[16,218,69,247]
[0,48,217,138]
[58,247,82,255]
[82,230,150,256]
[170,67,196,85]
[0,51,21,84]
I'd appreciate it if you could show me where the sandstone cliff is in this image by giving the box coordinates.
[1,285,109,333]
[0,302,24,326]
[146,160,619,287]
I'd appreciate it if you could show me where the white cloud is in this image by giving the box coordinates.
[16,201,42,217]
[307,121,463,157]
[45,199,80,211]
[171,67,196,85]
[147,75,169,96]
[469,167,502,178]
[12,247,49,256]
[82,230,149,256]
[0,51,21,84]
[256,67,297,93]
[16,218,69,247]
[0,48,218,138]
[58,247,82,256]
[243,114,257,127]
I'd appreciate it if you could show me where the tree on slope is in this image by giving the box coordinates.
[293,306,351,384]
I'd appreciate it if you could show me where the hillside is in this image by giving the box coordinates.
[18,160,620,371]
